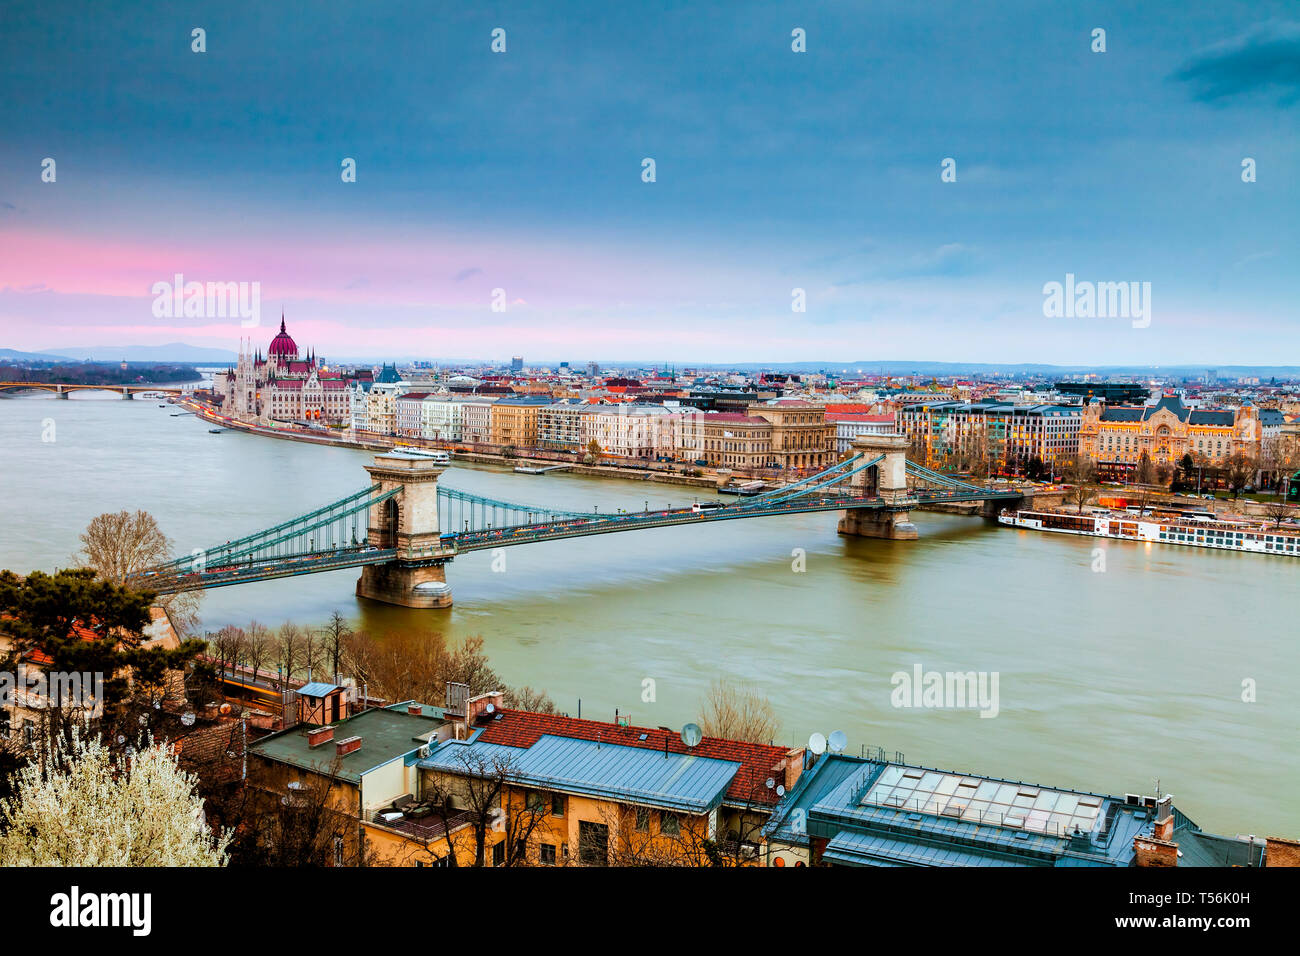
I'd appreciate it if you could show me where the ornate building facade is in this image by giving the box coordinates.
[220,316,357,425]
[1080,395,1261,479]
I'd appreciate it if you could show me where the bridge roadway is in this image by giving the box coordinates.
[138,485,1020,594]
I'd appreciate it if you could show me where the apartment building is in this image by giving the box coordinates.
[489,395,553,449]
[414,695,799,867]
[458,397,498,444]
[245,698,454,867]
[585,405,678,459]
[419,397,463,441]
[394,392,433,438]
[538,400,590,450]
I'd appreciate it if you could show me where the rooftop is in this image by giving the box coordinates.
[472,709,792,806]
[249,704,446,784]
[420,734,743,814]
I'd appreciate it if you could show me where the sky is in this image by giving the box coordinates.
[1,1,1297,365]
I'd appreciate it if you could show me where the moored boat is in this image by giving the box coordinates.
[999,507,1299,557]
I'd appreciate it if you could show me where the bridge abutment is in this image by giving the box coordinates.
[837,433,920,541]
[355,453,455,609]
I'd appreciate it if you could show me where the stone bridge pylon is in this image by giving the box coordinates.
[355,453,454,609]
[837,433,919,540]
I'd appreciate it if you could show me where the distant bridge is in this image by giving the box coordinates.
[0,382,191,398]
[128,434,1035,608]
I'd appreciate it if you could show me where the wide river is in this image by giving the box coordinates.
[3,395,1294,836]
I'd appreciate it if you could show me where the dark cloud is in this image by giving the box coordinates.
[1173,21,1300,105]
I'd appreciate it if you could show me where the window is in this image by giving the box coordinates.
[661,812,680,836]
[551,794,566,817]
[578,821,609,865]
[0,711,8,739]
[333,836,344,867]
[635,806,650,832]
[492,841,505,866]
[526,790,545,812]
[540,843,557,865]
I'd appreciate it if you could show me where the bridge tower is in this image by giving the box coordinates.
[837,433,919,540]
[355,453,454,609]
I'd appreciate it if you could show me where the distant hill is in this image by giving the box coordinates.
[0,347,76,362]
[37,343,237,363]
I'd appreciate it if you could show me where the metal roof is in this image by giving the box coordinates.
[420,734,742,814]
[296,681,341,698]
[823,830,1026,867]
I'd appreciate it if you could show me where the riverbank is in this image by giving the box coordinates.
[184,399,722,490]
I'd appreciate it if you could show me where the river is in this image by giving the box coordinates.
[2,393,1294,837]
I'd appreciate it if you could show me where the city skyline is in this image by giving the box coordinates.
[2,2,1299,364]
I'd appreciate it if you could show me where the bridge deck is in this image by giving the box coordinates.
[138,486,1021,593]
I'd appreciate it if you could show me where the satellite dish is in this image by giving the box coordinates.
[829,730,848,754]
[808,732,827,755]
[765,777,776,790]
[681,723,703,748]
[181,712,196,727]
[776,785,786,797]
[485,702,495,714]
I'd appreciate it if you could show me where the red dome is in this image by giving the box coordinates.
[268,316,298,362]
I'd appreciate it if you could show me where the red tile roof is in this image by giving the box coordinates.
[476,709,792,805]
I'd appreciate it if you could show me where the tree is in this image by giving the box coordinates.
[697,678,779,745]
[1222,453,1254,499]
[241,622,273,691]
[1134,451,1155,486]
[0,728,230,866]
[504,685,557,714]
[0,568,202,751]
[77,510,201,636]
[273,621,307,688]
[1062,456,1098,513]
[320,611,352,679]
[419,748,555,867]
[1262,501,1291,529]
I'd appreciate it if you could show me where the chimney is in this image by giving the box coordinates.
[1153,794,1175,842]
[783,748,806,792]
[307,726,334,748]
[336,735,362,757]
[466,691,504,724]
[1265,837,1300,867]
[1133,834,1178,867]
[407,703,423,715]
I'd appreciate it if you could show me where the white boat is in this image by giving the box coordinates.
[999,507,1299,557]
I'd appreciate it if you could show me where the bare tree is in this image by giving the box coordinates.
[1062,456,1098,513]
[698,678,779,745]
[1222,453,1254,499]
[1263,501,1291,529]
[504,685,557,714]
[420,748,552,867]
[273,622,307,688]
[320,611,352,679]
[242,622,273,694]
[77,509,201,634]
[1134,451,1155,486]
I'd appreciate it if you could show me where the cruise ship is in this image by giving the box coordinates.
[999,507,1300,557]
